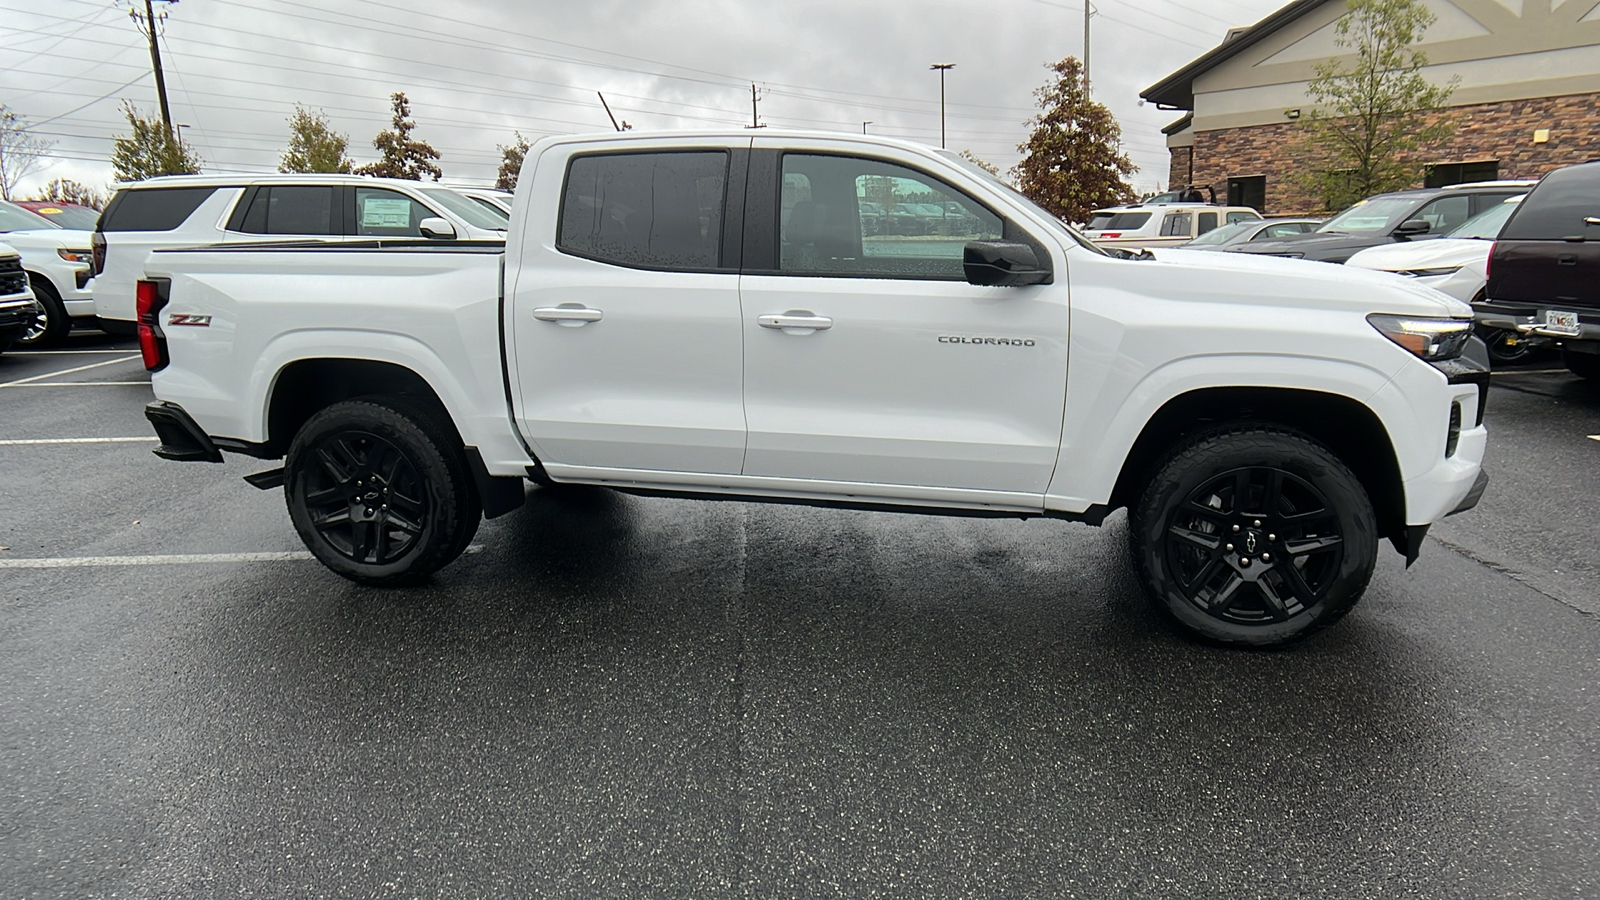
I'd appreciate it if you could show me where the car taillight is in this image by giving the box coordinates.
[136,278,169,371]
[1100,232,1122,239]
[91,232,106,275]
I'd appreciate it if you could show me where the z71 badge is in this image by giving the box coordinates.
[167,314,212,327]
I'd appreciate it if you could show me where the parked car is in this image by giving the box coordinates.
[14,201,100,231]
[456,188,514,217]
[137,129,1487,647]
[0,241,39,356]
[1480,161,1600,379]
[1081,203,1262,250]
[1230,181,1535,264]
[90,174,509,333]
[1347,196,1538,364]
[1177,217,1322,251]
[0,200,95,346]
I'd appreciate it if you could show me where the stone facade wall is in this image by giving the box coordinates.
[1167,146,1195,189]
[1185,91,1600,215]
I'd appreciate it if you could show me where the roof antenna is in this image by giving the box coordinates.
[597,92,629,131]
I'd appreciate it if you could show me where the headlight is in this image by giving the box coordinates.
[57,249,92,263]
[1398,266,1462,278]
[1367,314,1474,361]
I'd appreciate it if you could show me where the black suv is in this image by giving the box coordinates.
[1481,161,1600,380]
[1230,181,1535,264]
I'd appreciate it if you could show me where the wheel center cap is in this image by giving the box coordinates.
[1243,530,1261,556]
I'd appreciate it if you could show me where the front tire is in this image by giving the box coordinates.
[285,397,481,586]
[1130,427,1377,647]
[18,278,69,346]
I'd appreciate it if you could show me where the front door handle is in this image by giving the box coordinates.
[758,313,833,334]
[533,305,603,327]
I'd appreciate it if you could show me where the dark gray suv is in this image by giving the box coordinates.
[1229,181,1535,264]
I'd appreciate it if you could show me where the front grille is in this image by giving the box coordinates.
[0,257,26,297]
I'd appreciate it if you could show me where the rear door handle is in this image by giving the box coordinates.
[533,305,603,326]
[758,313,833,333]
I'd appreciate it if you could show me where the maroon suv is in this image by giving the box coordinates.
[1480,161,1600,380]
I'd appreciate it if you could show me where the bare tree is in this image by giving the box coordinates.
[0,106,56,201]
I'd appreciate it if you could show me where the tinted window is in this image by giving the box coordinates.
[1197,212,1219,234]
[354,187,434,237]
[1263,222,1310,238]
[1317,196,1420,234]
[1501,164,1600,240]
[559,151,727,270]
[26,204,100,230]
[235,186,337,235]
[778,154,1001,279]
[99,187,218,232]
[1086,212,1151,230]
[1160,212,1192,237]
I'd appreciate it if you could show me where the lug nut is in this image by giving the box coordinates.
[1262,552,1272,562]
[1232,524,1241,533]
[1253,519,1262,527]
[1268,533,1276,541]
[1240,558,1252,568]
[1225,543,1234,552]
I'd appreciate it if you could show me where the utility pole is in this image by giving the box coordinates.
[1083,2,1094,94]
[862,121,872,134]
[929,63,955,148]
[746,83,765,129]
[128,0,178,138]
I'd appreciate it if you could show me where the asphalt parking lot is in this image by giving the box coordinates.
[3,334,1598,898]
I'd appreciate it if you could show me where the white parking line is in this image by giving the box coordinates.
[0,437,150,445]
[2,381,152,387]
[0,551,313,568]
[0,355,141,387]
[1590,435,1600,443]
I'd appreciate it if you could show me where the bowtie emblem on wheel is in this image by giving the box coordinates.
[1244,532,1259,555]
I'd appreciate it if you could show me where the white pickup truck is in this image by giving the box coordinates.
[137,130,1490,646]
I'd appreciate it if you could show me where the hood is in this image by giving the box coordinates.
[1145,248,1471,318]
[1345,238,1492,272]
[1229,231,1396,259]
[0,228,93,251]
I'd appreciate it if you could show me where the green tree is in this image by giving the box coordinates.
[110,102,201,181]
[1297,0,1458,210]
[1012,57,1136,224]
[355,93,441,181]
[30,178,105,210]
[495,132,531,191]
[958,150,1002,180]
[0,106,55,200]
[280,106,353,174]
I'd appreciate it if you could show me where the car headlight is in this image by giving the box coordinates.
[1398,266,1462,278]
[57,249,92,263]
[1367,314,1474,361]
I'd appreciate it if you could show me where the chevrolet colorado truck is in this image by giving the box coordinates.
[137,130,1489,646]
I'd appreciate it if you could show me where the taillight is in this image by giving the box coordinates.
[91,231,106,275]
[136,278,169,371]
[1100,232,1122,239]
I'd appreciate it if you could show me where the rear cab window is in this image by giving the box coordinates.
[1086,212,1151,231]
[99,187,219,232]
[1502,165,1600,241]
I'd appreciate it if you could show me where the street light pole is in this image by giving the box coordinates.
[930,63,955,148]
[862,121,872,135]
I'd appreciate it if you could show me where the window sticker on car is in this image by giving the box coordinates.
[361,197,413,229]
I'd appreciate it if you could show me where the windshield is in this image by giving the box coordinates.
[1316,196,1421,234]
[418,188,509,230]
[468,195,511,216]
[1185,221,1253,246]
[1447,198,1521,239]
[22,204,98,230]
[0,201,63,232]
[938,150,1108,256]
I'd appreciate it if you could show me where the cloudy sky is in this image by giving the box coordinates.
[3,0,1289,198]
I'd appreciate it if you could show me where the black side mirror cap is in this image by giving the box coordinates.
[963,241,1053,286]
[1393,218,1432,237]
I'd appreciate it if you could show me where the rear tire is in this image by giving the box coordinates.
[1130,426,1377,647]
[1479,326,1531,365]
[18,278,69,347]
[1561,347,1600,381]
[285,397,481,586]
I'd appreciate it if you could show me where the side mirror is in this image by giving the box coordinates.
[419,217,457,240]
[1393,218,1432,238]
[963,241,1053,286]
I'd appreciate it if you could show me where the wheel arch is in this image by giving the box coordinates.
[1108,386,1405,545]
[264,358,460,458]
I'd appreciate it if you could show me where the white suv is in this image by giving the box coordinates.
[0,200,94,346]
[90,174,509,331]
[1082,203,1262,250]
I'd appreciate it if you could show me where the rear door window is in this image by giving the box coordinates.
[1197,212,1219,234]
[1160,212,1192,237]
[99,187,218,232]
[557,150,728,270]
[233,186,339,235]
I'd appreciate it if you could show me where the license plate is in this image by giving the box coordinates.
[1544,310,1581,336]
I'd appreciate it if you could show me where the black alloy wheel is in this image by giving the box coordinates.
[1132,427,1377,647]
[285,398,481,586]
[1163,466,1344,626]
[298,430,429,567]
[1479,326,1532,365]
